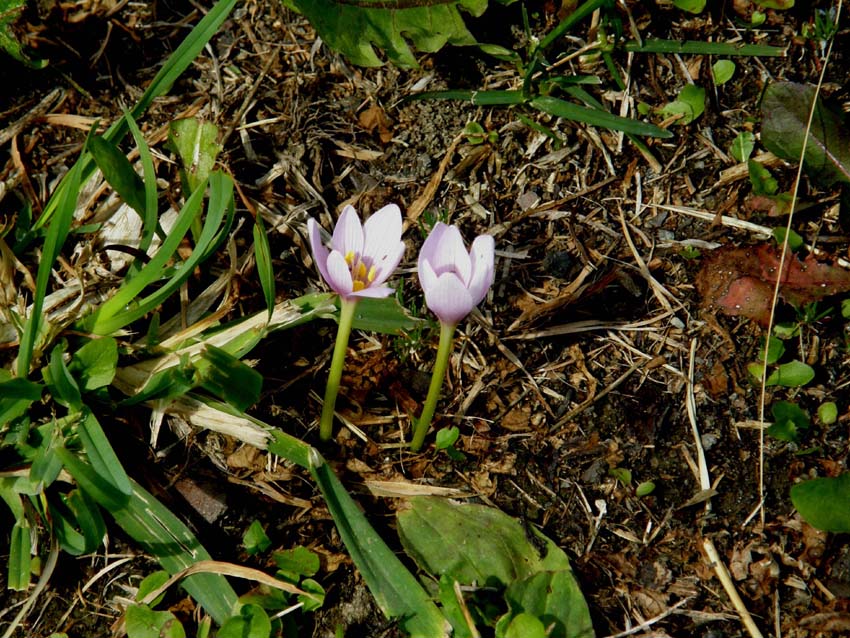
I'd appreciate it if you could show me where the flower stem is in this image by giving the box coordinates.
[411,321,457,452]
[319,298,358,441]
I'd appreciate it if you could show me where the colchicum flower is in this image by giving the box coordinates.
[308,204,405,300]
[411,222,495,451]
[308,204,405,441]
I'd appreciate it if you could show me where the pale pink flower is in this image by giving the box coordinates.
[308,204,406,300]
[418,222,495,325]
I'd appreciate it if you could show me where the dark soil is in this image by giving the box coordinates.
[2,1,850,637]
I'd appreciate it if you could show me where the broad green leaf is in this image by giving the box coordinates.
[298,578,325,612]
[168,118,222,195]
[309,450,448,638]
[790,473,850,532]
[502,613,547,638]
[0,379,42,424]
[712,60,736,85]
[761,82,850,186]
[125,604,186,638]
[761,336,785,365]
[730,131,755,163]
[397,497,573,587]
[498,571,594,638]
[88,135,147,217]
[217,604,270,638]
[56,449,130,511]
[673,0,706,13]
[287,0,487,67]
[8,522,31,591]
[274,546,320,580]
[531,95,672,138]
[68,337,119,391]
[437,576,474,638]
[766,360,815,387]
[243,520,271,556]
[660,84,705,125]
[0,0,46,67]
[636,481,656,497]
[348,296,421,335]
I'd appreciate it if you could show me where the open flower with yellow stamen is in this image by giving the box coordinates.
[307,204,406,441]
[308,204,405,300]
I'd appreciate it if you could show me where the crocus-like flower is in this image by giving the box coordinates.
[307,203,406,442]
[411,223,494,452]
[417,222,495,326]
[308,204,405,300]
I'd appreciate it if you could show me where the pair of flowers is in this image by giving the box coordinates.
[307,204,495,451]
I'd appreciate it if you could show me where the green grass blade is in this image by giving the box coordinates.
[253,213,275,316]
[87,135,147,217]
[124,110,160,253]
[77,411,132,498]
[111,479,240,624]
[8,522,31,591]
[625,39,786,56]
[17,159,81,376]
[309,449,449,638]
[536,0,608,51]
[531,95,673,138]
[56,448,130,510]
[31,0,239,232]
[407,89,526,106]
[82,176,211,335]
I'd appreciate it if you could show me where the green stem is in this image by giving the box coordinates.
[410,322,457,452]
[319,298,358,441]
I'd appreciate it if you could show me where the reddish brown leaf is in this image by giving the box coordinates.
[696,243,850,325]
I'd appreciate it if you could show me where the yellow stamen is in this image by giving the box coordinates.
[356,262,367,280]
[367,265,377,283]
[352,280,366,292]
[344,251,355,266]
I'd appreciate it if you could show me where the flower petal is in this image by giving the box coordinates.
[363,204,402,262]
[418,222,449,273]
[424,272,474,325]
[467,234,495,306]
[332,205,364,256]
[428,224,471,283]
[418,257,439,294]
[370,241,406,286]
[326,250,354,296]
[350,285,395,299]
[308,218,332,286]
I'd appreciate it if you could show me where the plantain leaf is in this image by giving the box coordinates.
[761,81,850,186]
[286,0,488,67]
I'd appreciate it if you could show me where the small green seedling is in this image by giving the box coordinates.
[462,121,498,145]
[730,131,755,163]
[243,520,272,556]
[660,84,706,125]
[435,426,466,461]
[817,402,838,425]
[767,400,810,443]
[712,60,736,85]
[773,227,804,252]
[609,466,632,486]
[636,481,656,497]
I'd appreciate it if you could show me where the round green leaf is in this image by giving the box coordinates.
[791,474,850,533]
[712,60,736,85]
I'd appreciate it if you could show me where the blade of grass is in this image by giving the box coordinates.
[253,213,275,316]
[625,39,785,56]
[309,449,449,638]
[407,89,526,106]
[531,95,672,138]
[124,110,161,253]
[30,0,239,233]
[17,158,82,376]
[111,479,240,624]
